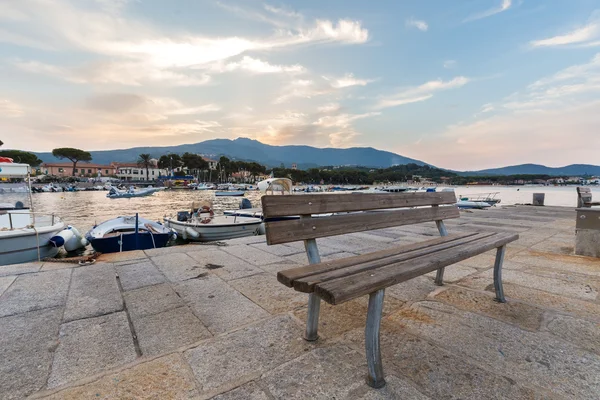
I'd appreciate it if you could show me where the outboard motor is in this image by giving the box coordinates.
[177,211,191,222]
[239,198,252,209]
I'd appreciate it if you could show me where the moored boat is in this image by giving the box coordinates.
[0,162,65,265]
[164,203,262,241]
[107,186,162,198]
[214,191,245,197]
[86,214,176,253]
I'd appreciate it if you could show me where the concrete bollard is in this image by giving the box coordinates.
[576,208,600,257]
[532,193,545,206]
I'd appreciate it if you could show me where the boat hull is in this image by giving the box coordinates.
[215,191,245,197]
[89,232,171,253]
[0,224,64,266]
[164,216,261,242]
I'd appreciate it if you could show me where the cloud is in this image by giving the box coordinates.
[375,77,469,109]
[443,60,457,69]
[0,99,24,118]
[325,73,375,88]
[4,1,368,86]
[463,0,512,22]
[405,17,428,32]
[219,56,305,74]
[480,103,494,113]
[530,12,600,47]
[313,112,380,128]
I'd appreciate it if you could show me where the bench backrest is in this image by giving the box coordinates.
[577,187,592,208]
[261,192,459,245]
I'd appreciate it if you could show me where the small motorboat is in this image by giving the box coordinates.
[164,203,262,242]
[196,183,215,190]
[107,186,162,199]
[215,191,245,197]
[86,214,176,253]
[49,225,88,252]
[456,200,492,210]
[459,192,501,205]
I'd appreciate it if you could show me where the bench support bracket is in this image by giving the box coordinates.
[365,289,386,388]
[434,219,448,286]
[493,245,506,303]
[303,234,322,341]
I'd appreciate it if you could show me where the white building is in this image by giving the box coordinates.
[202,157,218,170]
[115,162,167,181]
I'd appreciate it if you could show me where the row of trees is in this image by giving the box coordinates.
[270,164,455,185]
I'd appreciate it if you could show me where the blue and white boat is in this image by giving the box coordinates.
[85,214,176,253]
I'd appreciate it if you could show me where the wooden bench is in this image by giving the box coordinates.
[261,192,518,388]
[577,187,600,208]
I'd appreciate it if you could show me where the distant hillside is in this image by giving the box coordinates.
[460,163,600,177]
[33,138,428,169]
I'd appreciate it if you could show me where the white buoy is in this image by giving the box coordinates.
[185,227,200,239]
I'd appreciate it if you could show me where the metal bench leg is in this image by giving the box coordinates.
[304,293,321,341]
[494,245,507,303]
[365,289,386,388]
[434,219,448,286]
[434,268,445,286]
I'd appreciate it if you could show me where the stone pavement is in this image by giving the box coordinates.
[1,205,599,399]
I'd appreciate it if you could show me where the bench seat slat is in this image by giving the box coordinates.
[292,232,497,292]
[265,206,460,245]
[314,232,518,305]
[277,232,477,287]
[261,192,457,217]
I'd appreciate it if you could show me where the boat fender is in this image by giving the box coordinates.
[185,227,200,239]
[240,198,252,209]
[49,229,75,248]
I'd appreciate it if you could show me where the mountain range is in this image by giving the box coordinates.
[31,138,600,176]
[34,138,427,170]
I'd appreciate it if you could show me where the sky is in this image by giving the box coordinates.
[1,0,600,170]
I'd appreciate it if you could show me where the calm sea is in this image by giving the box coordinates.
[24,185,594,233]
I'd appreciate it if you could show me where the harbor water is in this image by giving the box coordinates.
[24,185,596,234]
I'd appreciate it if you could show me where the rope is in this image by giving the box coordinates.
[149,230,156,248]
[33,224,41,262]
[119,233,123,252]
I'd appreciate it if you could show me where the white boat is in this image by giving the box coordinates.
[456,200,492,210]
[164,203,262,242]
[257,178,293,194]
[459,192,501,205]
[107,186,162,198]
[196,183,215,190]
[0,162,65,266]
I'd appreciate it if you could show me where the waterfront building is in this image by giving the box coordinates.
[114,161,167,181]
[40,162,117,177]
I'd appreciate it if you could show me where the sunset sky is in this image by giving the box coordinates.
[1,0,599,170]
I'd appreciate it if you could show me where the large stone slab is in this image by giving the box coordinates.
[546,314,600,355]
[0,275,16,296]
[0,308,63,400]
[63,263,122,322]
[434,286,544,331]
[262,345,367,399]
[133,306,212,356]
[355,375,431,400]
[459,268,599,301]
[184,315,307,397]
[41,354,200,399]
[98,250,147,263]
[123,283,184,318]
[393,301,600,398]
[511,250,600,277]
[229,272,307,314]
[116,260,166,291]
[249,241,305,257]
[385,275,438,303]
[48,311,138,388]
[0,262,43,277]
[187,247,264,281]
[222,244,286,266]
[0,268,71,317]
[151,252,204,282]
[425,264,478,283]
[212,381,270,400]
[175,274,270,334]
